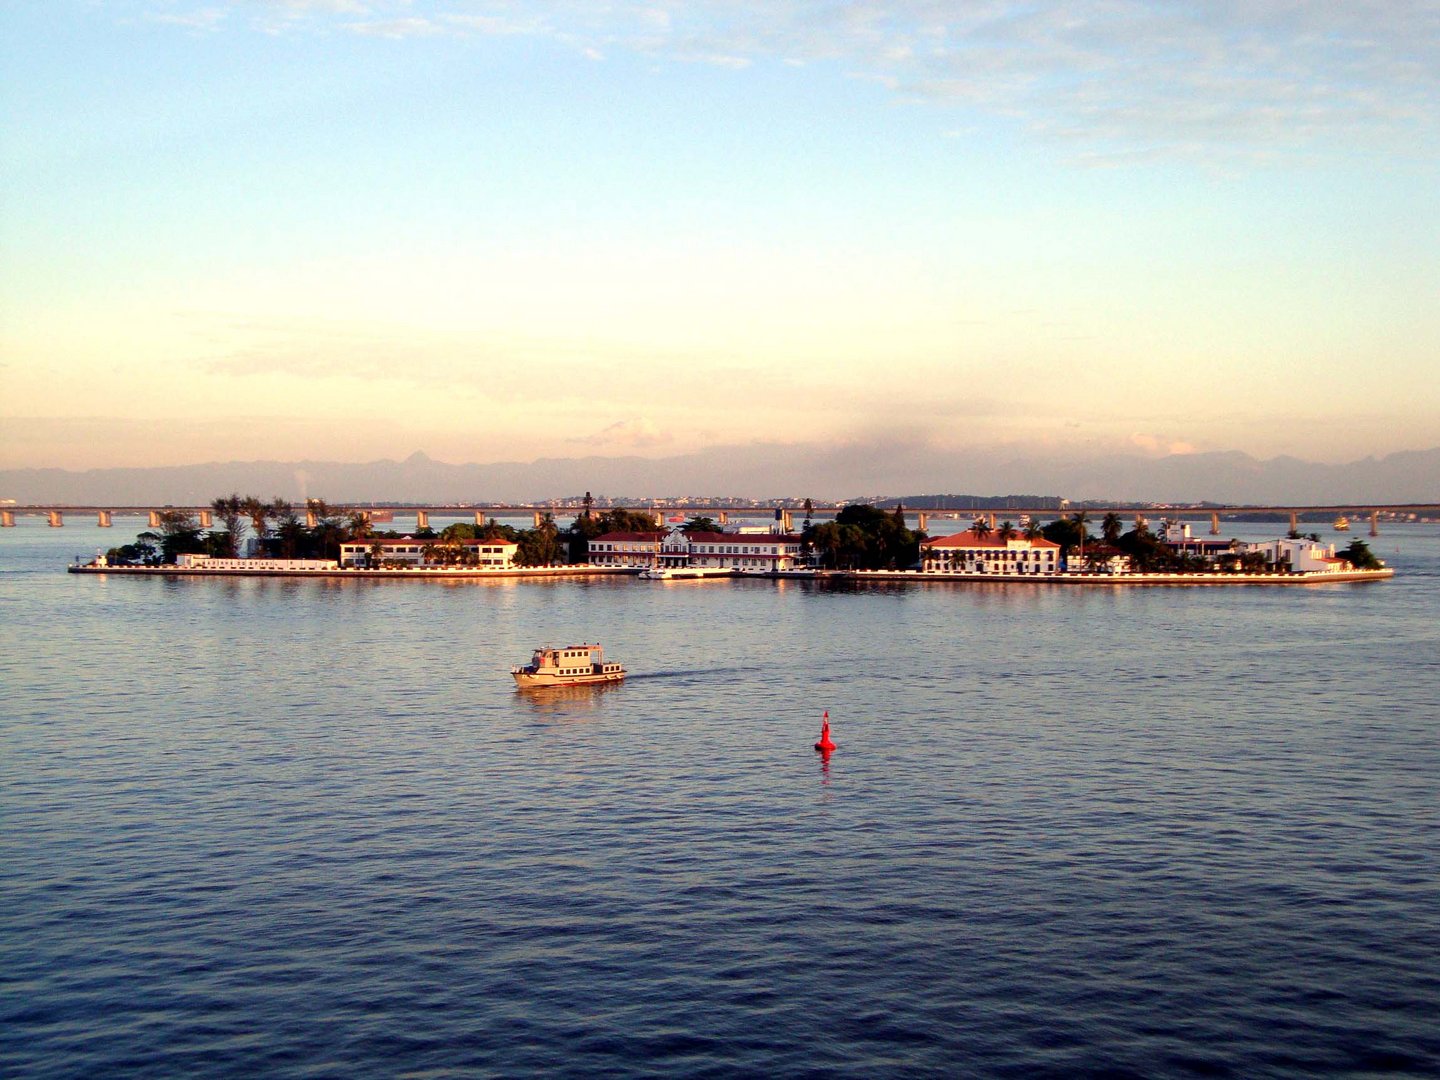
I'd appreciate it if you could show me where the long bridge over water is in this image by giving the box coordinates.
[5,502,1437,537]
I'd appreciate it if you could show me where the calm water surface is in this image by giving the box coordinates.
[3,522,1438,1078]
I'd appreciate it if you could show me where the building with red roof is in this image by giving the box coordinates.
[920,529,1061,575]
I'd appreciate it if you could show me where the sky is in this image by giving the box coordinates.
[2,0,1438,474]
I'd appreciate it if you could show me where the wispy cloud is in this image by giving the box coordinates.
[132,1,1440,159]
[571,418,675,449]
[1130,432,1200,456]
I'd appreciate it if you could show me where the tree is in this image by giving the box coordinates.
[1041,516,1089,559]
[273,504,305,558]
[440,522,479,543]
[997,520,1017,542]
[106,539,158,566]
[152,510,207,563]
[347,513,374,542]
[240,495,276,554]
[680,516,719,534]
[515,513,562,566]
[1023,519,1045,541]
[1114,525,1178,572]
[1339,539,1382,570]
[971,518,994,541]
[804,504,920,570]
[1102,512,1122,545]
[210,493,247,558]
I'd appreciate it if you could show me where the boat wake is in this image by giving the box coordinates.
[625,665,766,682]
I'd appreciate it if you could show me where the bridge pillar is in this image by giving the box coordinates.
[476,511,487,527]
[48,510,63,527]
[98,511,113,527]
[719,511,728,524]
[416,510,429,530]
[149,510,162,527]
[1370,511,1379,537]
[1210,512,1220,535]
[198,509,213,528]
[783,510,794,532]
[533,510,544,528]
[917,512,928,532]
[1289,511,1298,534]
[306,509,318,528]
[655,510,665,527]
[1135,514,1147,530]
[988,512,997,528]
[1,511,14,527]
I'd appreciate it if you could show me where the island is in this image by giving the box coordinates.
[66,494,1394,586]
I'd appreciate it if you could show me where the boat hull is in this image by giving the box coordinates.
[512,669,626,689]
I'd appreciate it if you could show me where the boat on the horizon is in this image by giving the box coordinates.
[1334,516,1351,531]
[512,644,626,689]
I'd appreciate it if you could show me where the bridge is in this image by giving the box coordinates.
[3,502,1436,537]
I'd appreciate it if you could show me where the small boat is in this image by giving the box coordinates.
[638,566,674,580]
[1334,516,1351,531]
[512,644,626,688]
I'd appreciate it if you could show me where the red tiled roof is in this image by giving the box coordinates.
[341,537,516,549]
[684,532,801,544]
[922,529,1059,549]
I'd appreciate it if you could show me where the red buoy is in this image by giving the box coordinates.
[814,711,836,753]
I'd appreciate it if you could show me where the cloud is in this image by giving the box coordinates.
[349,17,444,39]
[147,7,229,31]
[134,1,1440,159]
[1131,432,1200,457]
[571,418,675,449]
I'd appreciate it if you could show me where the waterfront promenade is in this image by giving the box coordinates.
[67,563,1394,586]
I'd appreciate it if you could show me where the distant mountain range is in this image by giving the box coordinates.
[2,444,1437,506]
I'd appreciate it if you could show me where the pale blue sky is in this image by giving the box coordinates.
[3,0,1437,471]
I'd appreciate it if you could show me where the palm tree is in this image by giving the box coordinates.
[997,520,1017,542]
[242,495,272,554]
[1102,512,1122,545]
[972,518,994,540]
[1023,519,1045,541]
[1072,510,1090,558]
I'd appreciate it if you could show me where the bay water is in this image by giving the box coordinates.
[3,520,1438,1077]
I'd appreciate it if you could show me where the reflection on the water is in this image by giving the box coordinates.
[514,680,625,717]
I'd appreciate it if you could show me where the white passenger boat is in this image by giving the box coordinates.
[638,566,674,579]
[511,644,626,688]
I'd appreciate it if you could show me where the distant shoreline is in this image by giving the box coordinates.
[66,565,1395,585]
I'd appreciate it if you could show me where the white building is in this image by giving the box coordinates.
[592,529,804,570]
[682,531,804,571]
[1158,520,1236,562]
[1242,537,1352,574]
[920,530,1061,575]
[177,554,339,570]
[337,537,518,568]
[587,531,666,567]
